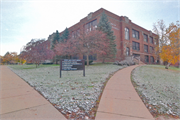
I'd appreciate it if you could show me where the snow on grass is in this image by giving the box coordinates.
[132,65,180,117]
[9,63,126,118]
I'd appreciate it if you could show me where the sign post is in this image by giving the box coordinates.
[83,59,85,77]
[60,59,85,78]
[60,60,62,78]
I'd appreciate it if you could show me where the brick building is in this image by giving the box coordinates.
[50,8,158,63]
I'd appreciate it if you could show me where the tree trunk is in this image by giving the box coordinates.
[102,58,105,63]
[160,59,164,65]
[165,62,171,69]
[86,54,89,66]
[55,55,57,64]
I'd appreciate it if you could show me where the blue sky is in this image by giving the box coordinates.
[0,0,179,56]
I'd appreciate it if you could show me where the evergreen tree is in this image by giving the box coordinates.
[4,52,10,56]
[52,30,60,49]
[60,27,69,42]
[97,11,117,62]
[53,28,70,62]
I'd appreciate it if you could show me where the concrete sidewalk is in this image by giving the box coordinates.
[96,65,154,120]
[0,66,66,120]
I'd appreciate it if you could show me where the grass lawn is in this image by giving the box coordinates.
[149,65,180,71]
[10,64,59,69]
[9,63,126,119]
[131,65,180,118]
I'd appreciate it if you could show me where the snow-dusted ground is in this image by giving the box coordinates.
[132,65,180,117]
[9,64,125,119]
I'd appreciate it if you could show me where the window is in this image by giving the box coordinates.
[89,54,97,60]
[132,41,140,51]
[71,55,79,59]
[92,20,97,30]
[150,36,153,44]
[77,29,80,37]
[144,45,148,53]
[83,54,97,60]
[83,55,86,60]
[150,56,154,63]
[72,31,75,38]
[154,39,157,45]
[126,47,130,56]
[125,27,129,40]
[150,46,154,53]
[132,29,139,39]
[72,29,80,38]
[84,19,97,32]
[133,53,140,57]
[144,34,148,42]
[145,55,149,63]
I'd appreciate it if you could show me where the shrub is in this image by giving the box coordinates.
[85,60,93,65]
[42,63,53,65]
[26,63,33,65]
[113,60,135,66]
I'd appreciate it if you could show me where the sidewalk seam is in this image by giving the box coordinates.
[0,93,34,99]
[97,111,152,119]
[104,89,136,92]
[0,103,49,115]
[103,97,142,102]
[0,86,33,91]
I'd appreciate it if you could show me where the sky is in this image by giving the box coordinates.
[0,0,179,56]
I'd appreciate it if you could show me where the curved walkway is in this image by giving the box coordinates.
[96,65,154,120]
[0,66,66,120]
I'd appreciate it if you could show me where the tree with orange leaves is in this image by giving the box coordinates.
[160,21,180,69]
[1,52,27,65]
[0,55,3,65]
[2,52,13,64]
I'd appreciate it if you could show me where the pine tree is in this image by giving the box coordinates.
[60,27,69,42]
[55,28,70,61]
[97,11,117,63]
[4,52,10,56]
[52,30,60,49]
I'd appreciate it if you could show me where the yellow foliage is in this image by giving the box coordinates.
[21,59,26,64]
[160,23,180,65]
[0,52,26,64]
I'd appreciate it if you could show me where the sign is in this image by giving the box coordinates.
[110,23,119,30]
[60,59,85,78]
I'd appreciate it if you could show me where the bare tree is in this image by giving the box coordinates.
[153,20,169,64]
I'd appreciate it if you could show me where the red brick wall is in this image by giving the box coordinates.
[119,16,157,63]
[59,8,158,63]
